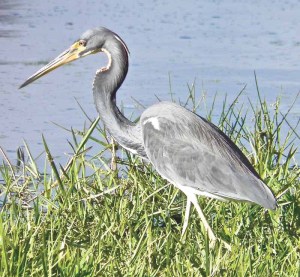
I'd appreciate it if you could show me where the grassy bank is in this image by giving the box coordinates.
[0,81,299,276]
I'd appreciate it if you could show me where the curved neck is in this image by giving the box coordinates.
[92,36,146,157]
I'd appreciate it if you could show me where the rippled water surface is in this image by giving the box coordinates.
[0,0,299,165]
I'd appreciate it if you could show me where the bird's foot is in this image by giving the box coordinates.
[202,219,231,251]
[208,236,231,251]
[219,238,231,251]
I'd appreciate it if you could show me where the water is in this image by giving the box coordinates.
[0,0,299,166]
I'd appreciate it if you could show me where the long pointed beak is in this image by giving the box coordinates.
[19,41,90,89]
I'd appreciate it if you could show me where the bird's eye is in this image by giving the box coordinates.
[78,40,86,46]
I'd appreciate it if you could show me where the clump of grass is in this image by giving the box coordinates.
[0,79,299,276]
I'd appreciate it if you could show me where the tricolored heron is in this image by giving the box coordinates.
[20,27,277,247]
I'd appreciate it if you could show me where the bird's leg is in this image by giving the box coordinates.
[181,198,192,237]
[189,195,231,251]
[189,195,216,243]
[110,137,117,171]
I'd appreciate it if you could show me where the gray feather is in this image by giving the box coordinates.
[141,101,277,209]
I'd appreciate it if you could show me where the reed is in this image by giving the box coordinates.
[0,80,299,276]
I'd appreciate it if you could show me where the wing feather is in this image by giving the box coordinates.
[140,102,276,209]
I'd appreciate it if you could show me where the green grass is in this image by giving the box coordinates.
[0,79,299,276]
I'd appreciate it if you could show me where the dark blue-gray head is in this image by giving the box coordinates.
[19,27,129,88]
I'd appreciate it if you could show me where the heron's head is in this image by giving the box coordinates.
[19,27,129,88]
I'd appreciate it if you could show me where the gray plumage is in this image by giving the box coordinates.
[19,27,277,245]
[141,102,276,209]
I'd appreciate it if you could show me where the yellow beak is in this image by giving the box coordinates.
[19,41,92,88]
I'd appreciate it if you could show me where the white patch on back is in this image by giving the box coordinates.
[143,117,160,130]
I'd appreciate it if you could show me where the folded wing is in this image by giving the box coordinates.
[140,101,277,209]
